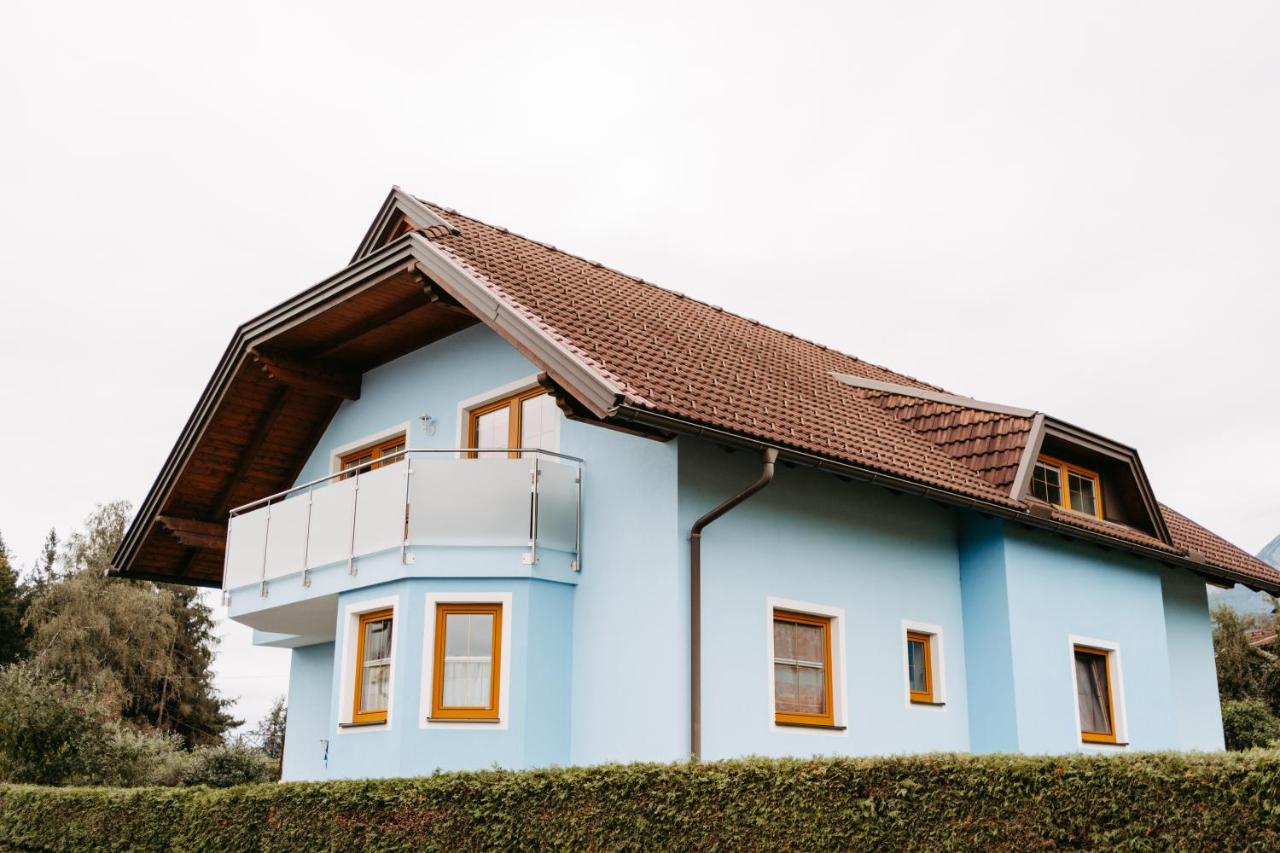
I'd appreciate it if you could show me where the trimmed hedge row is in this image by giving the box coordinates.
[2,752,1280,851]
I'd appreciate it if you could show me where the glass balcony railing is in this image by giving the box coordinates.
[221,449,582,594]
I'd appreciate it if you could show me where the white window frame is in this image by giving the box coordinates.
[901,619,947,710]
[329,422,412,475]
[765,596,848,736]
[454,374,556,458]
[420,591,514,730]
[1068,634,1129,749]
[336,594,400,733]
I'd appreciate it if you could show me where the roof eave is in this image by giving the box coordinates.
[609,403,1280,595]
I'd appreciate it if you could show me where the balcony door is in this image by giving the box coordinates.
[468,389,559,458]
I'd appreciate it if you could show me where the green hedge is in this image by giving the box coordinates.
[3,752,1280,851]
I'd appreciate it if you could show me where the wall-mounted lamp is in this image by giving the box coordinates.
[419,412,437,436]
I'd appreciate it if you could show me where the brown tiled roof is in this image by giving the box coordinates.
[414,199,1278,589]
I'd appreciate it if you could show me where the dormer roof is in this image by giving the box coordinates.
[111,188,1280,593]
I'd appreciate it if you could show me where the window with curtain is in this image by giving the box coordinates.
[352,609,393,724]
[468,388,560,458]
[431,602,502,720]
[1074,645,1117,743]
[906,631,934,703]
[773,609,834,727]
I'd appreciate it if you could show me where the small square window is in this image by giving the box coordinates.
[1030,457,1102,519]
[1030,461,1062,506]
[772,609,834,727]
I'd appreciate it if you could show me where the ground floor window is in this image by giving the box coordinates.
[431,602,503,720]
[352,609,393,724]
[906,631,935,704]
[772,608,834,727]
[1073,644,1118,743]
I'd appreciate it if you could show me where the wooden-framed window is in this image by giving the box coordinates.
[352,609,394,724]
[772,609,834,727]
[906,631,935,704]
[430,602,503,721]
[340,433,407,478]
[1030,455,1102,519]
[1074,644,1117,744]
[467,388,559,458]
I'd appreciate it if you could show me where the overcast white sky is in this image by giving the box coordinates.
[1,1,1277,732]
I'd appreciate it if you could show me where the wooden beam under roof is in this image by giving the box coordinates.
[249,349,361,400]
[156,516,227,551]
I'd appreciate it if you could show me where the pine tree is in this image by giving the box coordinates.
[30,529,58,587]
[0,531,27,664]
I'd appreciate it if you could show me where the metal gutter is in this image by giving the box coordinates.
[610,404,1280,595]
[688,448,777,760]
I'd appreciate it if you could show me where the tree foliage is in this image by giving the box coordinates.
[23,501,238,745]
[247,696,287,760]
[0,531,27,666]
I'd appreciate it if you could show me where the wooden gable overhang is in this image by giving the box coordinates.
[114,221,628,586]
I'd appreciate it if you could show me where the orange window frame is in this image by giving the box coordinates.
[1034,455,1104,519]
[1075,644,1118,744]
[352,608,393,725]
[772,609,835,728]
[431,602,503,721]
[339,433,407,478]
[466,388,551,459]
[907,631,935,704]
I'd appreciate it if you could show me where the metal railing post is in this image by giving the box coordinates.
[572,465,582,572]
[400,457,413,565]
[301,489,313,588]
[259,502,272,598]
[347,471,360,576]
[526,455,540,566]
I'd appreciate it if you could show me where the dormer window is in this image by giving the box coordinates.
[1031,456,1102,519]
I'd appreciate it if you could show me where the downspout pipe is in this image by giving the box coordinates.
[689,447,778,760]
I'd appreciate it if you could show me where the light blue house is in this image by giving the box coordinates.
[113,188,1280,780]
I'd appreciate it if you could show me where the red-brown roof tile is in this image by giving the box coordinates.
[417,200,1279,590]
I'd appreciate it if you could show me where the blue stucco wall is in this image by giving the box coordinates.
[957,515,1020,753]
[280,642,334,781]
[1161,566,1225,750]
[261,320,1226,779]
[679,441,971,761]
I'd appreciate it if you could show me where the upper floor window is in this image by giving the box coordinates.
[353,609,394,724]
[1030,456,1102,518]
[772,609,834,727]
[340,432,406,477]
[468,388,559,458]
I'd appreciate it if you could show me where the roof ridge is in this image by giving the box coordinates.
[416,197,945,394]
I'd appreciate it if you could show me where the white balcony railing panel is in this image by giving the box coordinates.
[263,490,310,580]
[353,462,409,556]
[225,507,268,589]
[537,461,578,553]
[408,458,531,547]
[306,477,356,570]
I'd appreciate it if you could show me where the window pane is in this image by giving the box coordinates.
[773,615,827,716]
[360,662,390,713]
[1031,462,1061,505]
[1075,651,1112,735]
[474,408,510,453]
[363,617,392,663]
[520,393,560,453]
[1068,472,1097,516]
[441,611,495,708]
[908,639,927,693]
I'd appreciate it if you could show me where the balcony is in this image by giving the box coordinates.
[222,449,582,594]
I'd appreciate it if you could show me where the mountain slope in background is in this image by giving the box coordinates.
[1210,533,1280,616]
